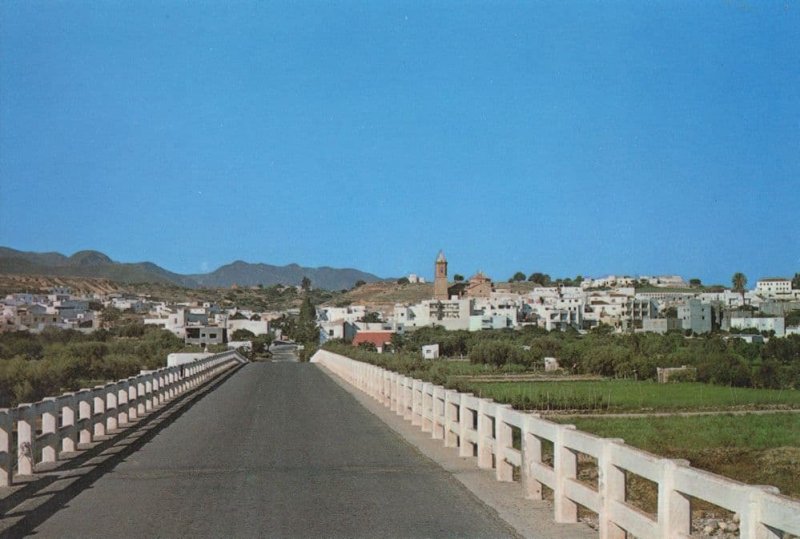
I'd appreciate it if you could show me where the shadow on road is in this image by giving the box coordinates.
[0,364,245,539]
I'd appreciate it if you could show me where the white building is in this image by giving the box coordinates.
[729,316,785,337]
[756,278,793,298]
[318,306,367,324]
[407,274,426,284]
[227,319,270,336]
[422,344,440,359]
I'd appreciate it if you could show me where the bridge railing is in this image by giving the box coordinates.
[0,350,246,487]
[312,349,800,539]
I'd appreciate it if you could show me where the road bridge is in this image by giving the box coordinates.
[2,350,799,538]
[4,362,518,538]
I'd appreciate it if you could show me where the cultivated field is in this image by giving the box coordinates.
[558,413,800,499]
[461,379,800,412]
[455,377,800,500]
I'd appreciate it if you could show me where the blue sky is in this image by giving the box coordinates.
[1,1,798,285]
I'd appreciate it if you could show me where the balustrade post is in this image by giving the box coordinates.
[421,383,432,432]
[145,377,154,410]
[741,485,781,539]
[458,397,474,458]
[93,388,106,437]
[16,404,34,476]
[128,382,138,421]
[656,458,692,538]
[167,371,176,399]
[411,380,422,426]
[383,371,391,407]
[78,391,92,444]
[106,385,118,432]
[554,425,578,523]
[403,377,413,421]
[117,383,129,426]
[137,379,147,416]
[495,405,513,482]
[393,374,402,415]
[477,400,493,470]
[156,373,165,405]
[522,418,544,500]
[41,398,58,463]
[0,409,11,486]
[431,386,444,440]
[444,390,458,448]
[61,394,77,453]
[599,439,627,539]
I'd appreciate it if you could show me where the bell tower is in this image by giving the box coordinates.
[433,251,449,300]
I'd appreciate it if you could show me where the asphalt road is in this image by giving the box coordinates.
[28,363,517,538]
[269,343,300,362]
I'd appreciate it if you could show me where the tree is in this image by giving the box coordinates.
[99,306,122,329]
[353,280,366,289]
[731,272,748,302]
[511,272,526,282]
[453,274,464,282]
[793,273,800,290]
[301,276,312,292]
[294,296,319,344]
[231,329,256,341]
[360,312,381,323]
[527,272,551,286]
[689,278,702,287]
[397,277,410,285]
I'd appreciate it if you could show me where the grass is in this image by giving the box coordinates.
[463,380,800,412]
[556,414,800,498]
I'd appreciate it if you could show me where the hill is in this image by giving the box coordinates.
[188,260,380,291]
[0,274,123,297]
[325,281,434,310]
[0,247,382,290]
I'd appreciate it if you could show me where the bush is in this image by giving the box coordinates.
[469,341,526,366]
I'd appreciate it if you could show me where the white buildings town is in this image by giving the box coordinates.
[321,253,800,350]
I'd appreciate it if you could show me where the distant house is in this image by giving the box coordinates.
[678,299,712,334]
[421,344,440,360]
[727,316,785,337]
[642,318,682,334]
[185,326,227,347]
[656,366,696,383]
[352,330,395,353]
[756,278,793,298]
[465,272,493,298]
[544,357,560,372]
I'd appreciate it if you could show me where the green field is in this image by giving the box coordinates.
[557,414,800,498]
[463,380,800,412]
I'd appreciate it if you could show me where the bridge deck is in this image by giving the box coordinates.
[28,362,517,538]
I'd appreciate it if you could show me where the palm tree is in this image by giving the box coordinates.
[731,272,747,303]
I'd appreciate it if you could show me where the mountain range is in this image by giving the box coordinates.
[0,247,382,290]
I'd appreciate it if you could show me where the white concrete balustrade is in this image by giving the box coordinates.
[311,350,800,539]
[0,350,245,487]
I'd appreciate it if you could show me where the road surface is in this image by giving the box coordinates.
[28,362,518,538]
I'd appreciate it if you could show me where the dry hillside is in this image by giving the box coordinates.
[324,282,434,311]
[0,274,122,296]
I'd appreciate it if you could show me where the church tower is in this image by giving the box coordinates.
[433,250,449,300]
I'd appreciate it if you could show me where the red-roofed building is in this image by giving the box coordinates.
[352,330,395,353]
